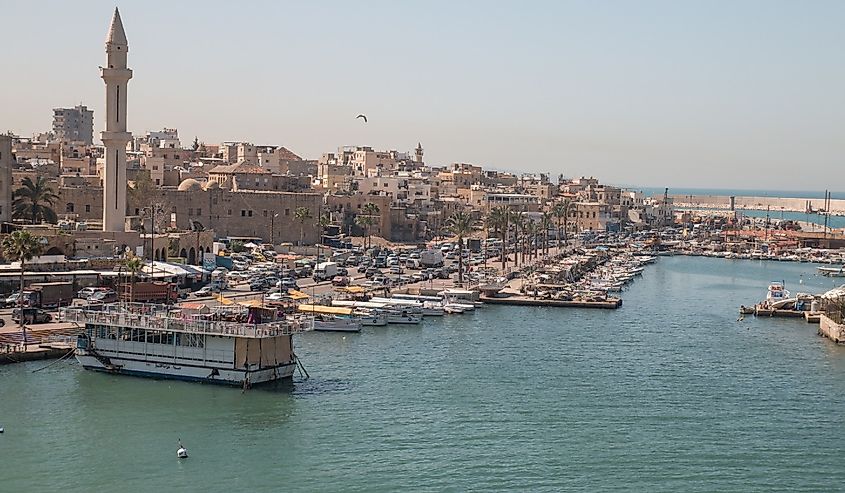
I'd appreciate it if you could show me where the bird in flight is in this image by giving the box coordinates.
[356,114,368,123]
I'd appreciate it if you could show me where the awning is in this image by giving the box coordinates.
[338,286,366,294]
[215,293,234,305]
[287,289,310,300]
[297,304,353,316]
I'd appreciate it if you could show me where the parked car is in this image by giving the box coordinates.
[12,308,52,324]
[266,292,285,302]
[357,265,368,273]
[331,276,351,287]
[194,285,221,297]
[87,289,118,303]
[365,268,380,279]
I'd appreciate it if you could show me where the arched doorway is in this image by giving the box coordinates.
[159,248,166,261]
[44,246,65,256]
[153,249,160,261]
[180,248,187,259]
[188,247,196,265]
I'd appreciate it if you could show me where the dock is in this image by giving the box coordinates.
[480,295,621,309]
[0,342,75,365]
[818,314,845,344]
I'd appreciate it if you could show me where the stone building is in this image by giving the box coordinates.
[52,105,94,145]
[0,135,12,222]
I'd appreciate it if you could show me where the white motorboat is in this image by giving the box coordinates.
[299,305,362,332]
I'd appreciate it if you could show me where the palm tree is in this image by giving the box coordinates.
[541,211,553,257]
[486,207,510,271]
[293,207,311,246]
[553,200,572,253]
[316,213,330,246]
[359,202,381,249]
[13,176,59,224]
[1,230,44,344]
[123,254,144,303]
[446,211,475,285]
[510,211,526,267]
[356,214,374,250]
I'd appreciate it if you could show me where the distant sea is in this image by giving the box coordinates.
[625,187,845,200]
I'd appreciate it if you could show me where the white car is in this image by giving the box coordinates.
[266,292,285,301]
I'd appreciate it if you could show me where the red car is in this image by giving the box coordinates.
[331,276,351,287]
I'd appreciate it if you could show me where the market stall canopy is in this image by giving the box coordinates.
[287,289,310,300]
[297,304,354,316]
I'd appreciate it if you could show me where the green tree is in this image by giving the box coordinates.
[446,211,475,285]
[553,200,572,252]
[294,207,312,246]
[359,203,381,249]
[510,211,526,267]
[540,211,553,256]
[486,207,510,271]
[355,214,374,250]
[1,230,44,343]
[12,176,59,224]
[316,213,330,245]
[123,254,144,303]
[229,240,245,253]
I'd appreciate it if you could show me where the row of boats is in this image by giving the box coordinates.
[521,250,656,301]
[304,290,483,333]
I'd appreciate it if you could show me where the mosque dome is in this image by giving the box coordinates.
[177,178,202,192]
[203,180,220,191]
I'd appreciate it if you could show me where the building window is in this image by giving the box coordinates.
[241,210,246,217]
[196,209,202,216]
[85,204,91,213]
[263,210,268,217]
[155,179,160,185]
[227,209,232,216]
[248,210,253,217]
[66,203,74,213]
[284,209,290,216]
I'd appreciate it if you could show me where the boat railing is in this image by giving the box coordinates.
[59,306,310,338]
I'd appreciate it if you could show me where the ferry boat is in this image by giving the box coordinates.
[60,302,311,387]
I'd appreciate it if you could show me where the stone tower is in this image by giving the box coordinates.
[414,142,423,163]
[100,7,132,232]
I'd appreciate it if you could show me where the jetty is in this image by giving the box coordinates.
[480,295,621,309]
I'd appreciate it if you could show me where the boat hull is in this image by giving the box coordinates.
[76,353,295,386]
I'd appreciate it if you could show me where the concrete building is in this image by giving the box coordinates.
[0,135,12,222]
[100,7,132,232]
[52,105,94,145]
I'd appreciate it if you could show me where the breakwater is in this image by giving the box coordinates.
[671,194,845,215]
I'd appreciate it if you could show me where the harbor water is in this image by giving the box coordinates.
[2,256,845,492]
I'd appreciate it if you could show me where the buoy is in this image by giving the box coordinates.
[0,427,4,433]
[177,439,188,459]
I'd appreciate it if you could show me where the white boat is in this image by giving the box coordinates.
[818,266,845,277]
[61,302,308,387]
[299,304,362,332]
[765,282,790,306]
[356,309,388,326]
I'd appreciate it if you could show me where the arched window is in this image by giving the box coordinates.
[66,203,75,213]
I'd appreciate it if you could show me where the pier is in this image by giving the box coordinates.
[480,295,621,309]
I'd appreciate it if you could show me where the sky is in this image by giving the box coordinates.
[1,0,843,191]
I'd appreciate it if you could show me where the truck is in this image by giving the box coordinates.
[420,249,444,268]
[22,282,75,308]
[120,281,179,303]
[313,261,338,282]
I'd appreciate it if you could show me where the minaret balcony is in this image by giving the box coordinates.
[100,67,132,82]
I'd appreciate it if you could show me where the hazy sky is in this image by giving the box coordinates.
[2,1,843,190]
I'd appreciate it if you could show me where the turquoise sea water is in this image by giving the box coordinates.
[2,257,845,492]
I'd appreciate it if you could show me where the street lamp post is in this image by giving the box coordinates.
[270,211,279,246]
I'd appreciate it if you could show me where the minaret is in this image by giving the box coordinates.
[414,142,423,163]
[101,7,132,232]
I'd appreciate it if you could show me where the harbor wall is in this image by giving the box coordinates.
[819,314,845,343]
[671,195,845,215]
